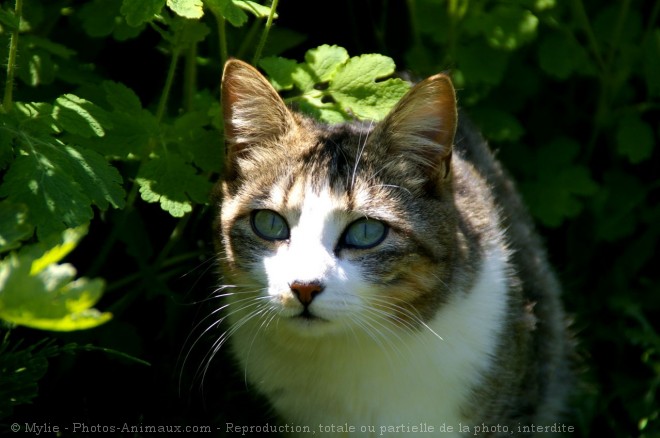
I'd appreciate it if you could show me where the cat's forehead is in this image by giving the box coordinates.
[257,121,376,198]
[266,174,349,219]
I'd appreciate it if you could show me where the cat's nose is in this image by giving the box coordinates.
[290,281,324,306]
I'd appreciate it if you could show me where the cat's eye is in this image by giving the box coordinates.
[342,218,388,249]
[251,210,290,241]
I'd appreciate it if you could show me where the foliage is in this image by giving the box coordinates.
[0,226,110,331]
[261,45,410,122]
[0,0,657,436]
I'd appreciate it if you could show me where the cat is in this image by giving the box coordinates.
[212,58,572,437]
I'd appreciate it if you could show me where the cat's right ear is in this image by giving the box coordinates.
[221,59,294,179]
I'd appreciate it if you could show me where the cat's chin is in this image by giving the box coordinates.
[278,313,347,338]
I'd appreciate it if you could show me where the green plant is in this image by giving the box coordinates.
[0,0,657,436]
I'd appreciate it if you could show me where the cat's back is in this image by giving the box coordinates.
[453,112,573,425]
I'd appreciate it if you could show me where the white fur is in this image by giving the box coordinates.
[227,186,511,437]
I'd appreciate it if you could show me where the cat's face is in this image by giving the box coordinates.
[216,60,458,339]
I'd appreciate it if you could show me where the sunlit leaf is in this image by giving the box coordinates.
[260,46,410,122]
[167,0,204,19]
[136,152,213,217]
[305,44,349,82]
[329,54,410,120]
[53,94,113,138]
[204,0,248,27]
[0,228,111,332]
[0,114,125,238]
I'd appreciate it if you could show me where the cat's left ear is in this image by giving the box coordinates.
[221,59,296,179]
[373,73,457,185]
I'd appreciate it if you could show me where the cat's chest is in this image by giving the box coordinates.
[230,247,510,437]
[260,339,469,437]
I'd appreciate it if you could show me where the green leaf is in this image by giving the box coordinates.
[78,82,158,158]
[616,114,654,164]
[120,0,166,27]
[329,54,410,120]
[16,42,56,87]
[305,45,349,82]
[259,57,299,90]
[456,39,509,86]
[0,7,20,30]
[159,15,210,50]
[234,0,276,19]
[521,138,599,227]
[260,27,306,58]
[204,0,248,27]
[53,94,114,138]
[167,112,222,173]
[27,227,85,274]
[23,36,76,59]
[0,338,58,419]
[136,152,213,217]
[103,81,144,114]
[0,124,14,170]
[470,107,524,141]
[79,0,121,37]
[167,0,204,19]
[62,146,126,210]
[0,228,111,331]
[0,153,93,238]
[11,35,83,86]
[260,47,409,122]
[0,116,125,238]
[79,0,144,40]
[481,5,539,50]
[0,202,33,254]
[592,172,646,241]
[538,32,591,79]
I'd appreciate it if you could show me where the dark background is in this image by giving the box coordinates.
[2,0,658,436]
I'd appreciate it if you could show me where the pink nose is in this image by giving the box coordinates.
[290,281,324,305]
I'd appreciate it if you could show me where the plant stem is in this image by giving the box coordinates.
[183,43,197,113]
[643,0,660,43]
[237,18,263,60]
[156,49,180,122]
[605,0,631,67]
[2,0,23,113]
[153,212,192,270]
[217,14,228,67]
[251,0,279,65]
[572,0,606,72]
[87,181,140,278]
[105,250,203,293]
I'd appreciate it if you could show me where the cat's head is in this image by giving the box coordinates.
[215,59,458,339]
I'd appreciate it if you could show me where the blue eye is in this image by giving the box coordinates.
[251,210,289,241]
[343,219,387,249]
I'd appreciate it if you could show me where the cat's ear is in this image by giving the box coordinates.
[221,59,295,178]
[374,73,457,185]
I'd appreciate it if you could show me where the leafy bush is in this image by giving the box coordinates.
[0,0,658,436]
